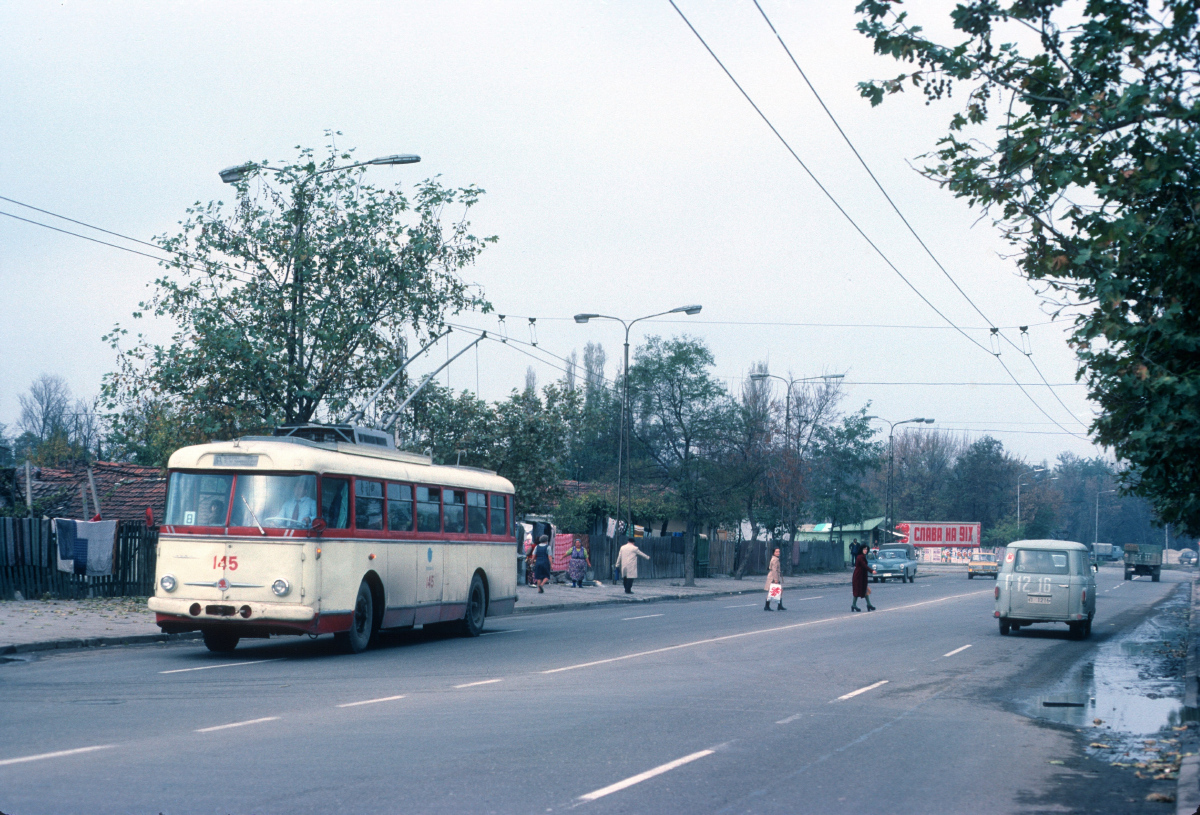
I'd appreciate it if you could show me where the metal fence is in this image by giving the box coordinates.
[0,518,158,600]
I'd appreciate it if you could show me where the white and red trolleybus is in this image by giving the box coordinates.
[147,425,517,653]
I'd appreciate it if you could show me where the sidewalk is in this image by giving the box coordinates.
[0,567,877,655]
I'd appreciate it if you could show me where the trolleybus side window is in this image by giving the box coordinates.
[166,472,233,526]
[467,492,487,534]
[489,493,507,536]
[387,483,414,532]
[445,490,466,534]
[355,480,385,531]
[416,486,441,533]
[321,477,351,529]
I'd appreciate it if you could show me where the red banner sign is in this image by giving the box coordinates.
[897,521,981,547]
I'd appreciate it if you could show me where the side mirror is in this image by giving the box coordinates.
[308,518,327,538]
[145,507,157,530]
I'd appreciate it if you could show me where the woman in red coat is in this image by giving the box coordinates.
[851,548,876,612]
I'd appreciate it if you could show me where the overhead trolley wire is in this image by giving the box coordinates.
[748,0,1090,430]
[666,0,1088,440]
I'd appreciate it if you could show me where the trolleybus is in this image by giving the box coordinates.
[147,425,517,653]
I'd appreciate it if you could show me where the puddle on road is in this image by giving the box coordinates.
[1029,586,1194,737]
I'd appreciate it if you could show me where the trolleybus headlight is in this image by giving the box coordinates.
[160,574,177,592]
[271,579,290,597]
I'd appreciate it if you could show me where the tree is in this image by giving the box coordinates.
[856,0,1200,534]
[14,375,101,466]
[629,336,737,586]
[730,365,776,579]
[807,409,885,532]
[490,383,580,516]
[103,136,493,463]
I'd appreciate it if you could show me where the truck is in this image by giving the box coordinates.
[1092,542,1116,561]
[1124,543,1163,582]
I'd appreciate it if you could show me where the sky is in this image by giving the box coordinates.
[0,0,1104,463]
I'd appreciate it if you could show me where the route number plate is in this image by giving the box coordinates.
[1028,595,1051,604]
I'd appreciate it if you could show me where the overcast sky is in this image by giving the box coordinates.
[0,0,1103,462]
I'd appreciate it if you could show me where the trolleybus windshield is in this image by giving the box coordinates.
[166,472,319,529]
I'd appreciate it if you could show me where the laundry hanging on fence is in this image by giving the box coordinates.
[54,519,118,576]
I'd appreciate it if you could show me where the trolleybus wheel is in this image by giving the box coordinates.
[337,580,375,654]
[203,629,239,653]
[457,574,487,638]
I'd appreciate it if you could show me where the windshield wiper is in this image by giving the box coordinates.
[240,495,267,536]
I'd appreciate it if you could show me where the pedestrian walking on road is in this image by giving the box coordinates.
[616,539,650,594]
[532,535,552,593]
[568,539,590,588]
[851,547,875,612]
[764,547,785,611]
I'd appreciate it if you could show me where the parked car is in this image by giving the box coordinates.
[869,548,917,583]
[967,552,999,579]
[995,540,1095,639]
[1179,549,1198,566]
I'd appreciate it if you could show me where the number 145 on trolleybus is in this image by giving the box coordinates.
[147,424,518,653]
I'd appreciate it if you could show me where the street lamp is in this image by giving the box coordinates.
[573,305,702,559]
[747,372,844,451]
[865,416,934,542]
[1096,488,1117,545]
[1016,467,1052,540]
[219,152,421,423]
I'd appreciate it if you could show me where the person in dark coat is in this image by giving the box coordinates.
[851,548,875,612]
[532,535,552,593]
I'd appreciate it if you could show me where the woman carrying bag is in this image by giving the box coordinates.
[764,547,785,611]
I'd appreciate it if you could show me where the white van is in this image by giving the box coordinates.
[994,540,1096,639]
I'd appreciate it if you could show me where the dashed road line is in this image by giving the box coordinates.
[578,749,715,802]
[833,680,888,702]
[724,603,758,608]
[160,658,283,675]
[455,678,503,689]
[943,644,972,658]
[482,629,524,635]
[337,695,406,708]
[0,744,116,767]
[195,716,280,733]
[623,614,664,621]
[796,596,824,601]
[542,590,989,675]
[775,713,803,725]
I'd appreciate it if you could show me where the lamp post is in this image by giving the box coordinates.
[747,372,844,451]
[220,153,420,423]
[865,416,934,542]
[574,305,702,560]
[1016,467,1048,540]
[1095,488,1117,545]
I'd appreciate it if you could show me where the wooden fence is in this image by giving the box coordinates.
[0,518,158,600]
[709,536,844,576]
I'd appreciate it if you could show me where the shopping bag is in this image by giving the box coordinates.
[768,583,782,601]
[866,586,872,596]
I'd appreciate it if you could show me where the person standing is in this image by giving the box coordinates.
[851,545,875,612]
[568,539,590,588]
[616,538,650,594]
[764,547,785,611]
[532,535,552,593]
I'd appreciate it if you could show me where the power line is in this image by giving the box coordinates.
[482,314,1061,331]
[749,0,1090,430]
[666,0,1088,441]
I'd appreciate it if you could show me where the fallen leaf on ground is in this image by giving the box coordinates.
[1048,760,1065,765]
[1090,743,1110,749]
[1145,792,1174,803]
[1094,718,1104,725]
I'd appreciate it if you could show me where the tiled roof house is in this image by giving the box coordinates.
[13,461,167,522]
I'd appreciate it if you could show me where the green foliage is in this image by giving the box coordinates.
[490,384,581,516]
[102,136,494,463]
[808,408,885,526]
[856,0,1200,534]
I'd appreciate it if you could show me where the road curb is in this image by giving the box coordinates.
[0,631,202,656]
[511,577,854,615]
[1178,573,1200,814]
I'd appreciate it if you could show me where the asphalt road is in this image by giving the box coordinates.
[0,564,1186,814]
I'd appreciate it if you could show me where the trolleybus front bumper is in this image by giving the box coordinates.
[149,596,317,633]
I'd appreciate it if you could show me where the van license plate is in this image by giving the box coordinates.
[1028,595,1051,604]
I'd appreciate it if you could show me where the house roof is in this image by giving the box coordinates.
[15,461,167,522]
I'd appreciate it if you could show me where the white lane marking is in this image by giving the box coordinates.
[623,614,664,621]
[160,658,283,675]
[943,644,972,658]
[776,713,803,725]
[482,629,524,635]
[578,749,715,802]
[455,678,503,689]
[834,680,888,702]
[0,744,116,767]
[543,590,989,675]
[724,603,758,608]
[337,695,406,708]
[797,595,824,601]
[195,716,279,733]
